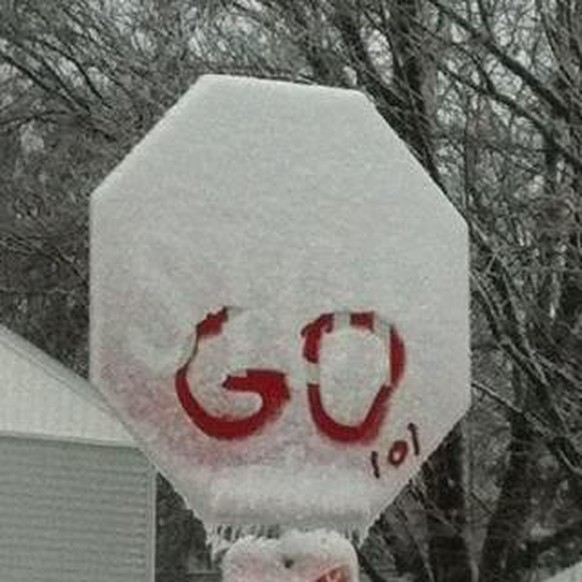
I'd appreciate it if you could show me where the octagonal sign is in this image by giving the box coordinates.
[90,75,469,540]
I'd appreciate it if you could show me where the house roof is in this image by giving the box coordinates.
[0,325,134,446]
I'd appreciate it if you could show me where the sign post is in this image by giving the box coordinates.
[90,75,470,578]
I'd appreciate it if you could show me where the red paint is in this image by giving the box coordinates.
[176,308,407,443]
[196,306,229,339]
[176,367,290,440]
[177,307,290,439]
[301,313,333,363]
[388,439,409,467]
[308,382,395,443]
[350,311,374,332]
[315,565,352,582]
[304,311,406,444]
[390,327,406,386]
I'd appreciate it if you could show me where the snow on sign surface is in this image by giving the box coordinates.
[90,75,470,540]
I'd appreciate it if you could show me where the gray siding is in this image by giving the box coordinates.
[0,436,155,582]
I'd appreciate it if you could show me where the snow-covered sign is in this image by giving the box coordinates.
[90,75,470,541]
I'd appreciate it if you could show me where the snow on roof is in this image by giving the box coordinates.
[0,325,134,446]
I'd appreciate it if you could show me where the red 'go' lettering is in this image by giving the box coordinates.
[175,307,291,440]
[301,311,405,444]
[175,307,406,442]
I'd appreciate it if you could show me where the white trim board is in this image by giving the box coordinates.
[0,325,134,446]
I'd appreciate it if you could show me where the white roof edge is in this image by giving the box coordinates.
[0,428,137,449]
[0,325,136,446]
[0,325,106,410]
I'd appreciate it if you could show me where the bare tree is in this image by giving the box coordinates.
[0,0,205,370]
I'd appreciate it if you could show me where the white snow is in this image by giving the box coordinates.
[222,530,359,582]
[90,74,470,541]
[544,562,582,582]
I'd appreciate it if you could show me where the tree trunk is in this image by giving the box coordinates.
[479,371,539,582]
[423,426,474,582]
[386,2,473,579]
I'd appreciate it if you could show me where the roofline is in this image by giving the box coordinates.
[0,325,107,411]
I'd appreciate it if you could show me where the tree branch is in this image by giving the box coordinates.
[427,0,571,118]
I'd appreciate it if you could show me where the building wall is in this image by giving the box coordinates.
[0,435,155,582]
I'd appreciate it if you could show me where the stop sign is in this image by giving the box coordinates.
[90,75,469,540]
